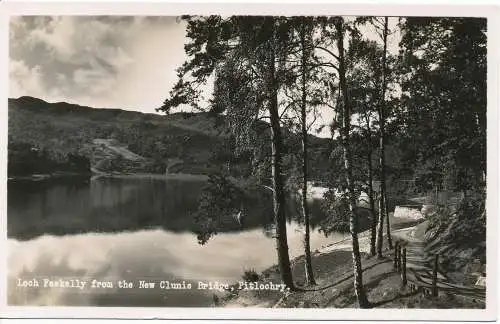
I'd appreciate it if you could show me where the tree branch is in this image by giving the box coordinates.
[310,62,340,73]
[315,46,340,62]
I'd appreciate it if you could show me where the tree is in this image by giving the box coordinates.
[344,34,384,257]
[274,16,324,287]
[160,16,296,290]
[397,17,486,194]
[299,16,371,307]
[284,16,320,286]
[369,16,393,256]
[334,17,371,308]
[394,17,486,265]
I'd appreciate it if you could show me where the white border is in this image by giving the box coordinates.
[0,1,498,321]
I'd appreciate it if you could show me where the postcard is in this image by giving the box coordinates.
[1,1,497,321]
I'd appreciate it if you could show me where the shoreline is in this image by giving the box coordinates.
[90,172,209,182]
[221,215,422,308]
[221,213,485,309]
[8,172,210,182]
[8,172,91,182]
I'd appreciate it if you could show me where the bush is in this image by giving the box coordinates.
[242,268,260,282]
[447,190,485,244]
[319,190,351,235]
[426,190,485,245]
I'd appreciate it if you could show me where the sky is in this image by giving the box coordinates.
[9,16,188,112]
[9,16,400,138]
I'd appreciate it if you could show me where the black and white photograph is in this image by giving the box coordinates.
[3,2,497,320]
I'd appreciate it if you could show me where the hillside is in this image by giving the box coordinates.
[8,96,332,179]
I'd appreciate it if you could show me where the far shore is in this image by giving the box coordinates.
[8,171,210,182]
[90,172,209,182]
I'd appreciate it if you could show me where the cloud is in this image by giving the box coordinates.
[9,15,399,138]
[9,60,45,98]
[9,16,186,112]
[28,17,77,61]
[73,68,116,96]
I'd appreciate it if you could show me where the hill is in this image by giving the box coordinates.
[8,96,332,179]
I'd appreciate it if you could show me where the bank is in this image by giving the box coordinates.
[218,214,485,309]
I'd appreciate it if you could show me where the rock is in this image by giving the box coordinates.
[394,206,423,220]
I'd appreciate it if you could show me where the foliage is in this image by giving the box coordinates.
[242,268,260,282]
[194,172,244,244]
[427,189,486,245]
[319,189,351,234]
[8,140,90,176]
[396,17,486,192]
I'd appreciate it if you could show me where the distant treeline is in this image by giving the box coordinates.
[8,140,91,177]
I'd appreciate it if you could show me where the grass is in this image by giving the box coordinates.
[221,213,484,309]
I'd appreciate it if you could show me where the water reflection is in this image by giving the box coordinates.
[7,176,335,307]
[8,177,330,240]
[8,225,336,306]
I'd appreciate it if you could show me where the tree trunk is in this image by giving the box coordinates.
[364,115,377,257]
[367,150,377,256]
[376,17,392,256]
[384,188,392,248]
[381,17,393,250]
[376,188,385,257]
[268,24,295,290]
[336,18,370,308]
[300,21,316,286]
[269,102,294,290]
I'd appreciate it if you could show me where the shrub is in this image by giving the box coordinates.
[242,268,260,282]
[319,190,351,235]
[426,189,485,245]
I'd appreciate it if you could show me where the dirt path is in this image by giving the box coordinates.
[93,138,145,161]
[392,228,485,301]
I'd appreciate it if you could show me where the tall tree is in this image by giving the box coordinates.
[375,16,393,256]
[160,16,296,290]
[279,16,327,286]
[305,17,372,306]
[335,17,371,308]
[345,34,384,257]
[298,17,316,286]
[266,17,295,290]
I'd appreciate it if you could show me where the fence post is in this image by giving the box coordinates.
[402,248,407,286]
[394,241,399,269]
[432,254,439,297]
[397,244,402,272]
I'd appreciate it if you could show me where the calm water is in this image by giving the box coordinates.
[7,176,339,307]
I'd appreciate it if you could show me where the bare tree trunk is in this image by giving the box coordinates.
[385,188,393,248]
[376,188,385,257]
[300,20,316,286]
[336,18,370,308]
[376,16,392,256]
[381,17,393,250]
[268,23,295,290]
[301,144,315,285]
[367,150,377,256]
[363,113,377,257]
